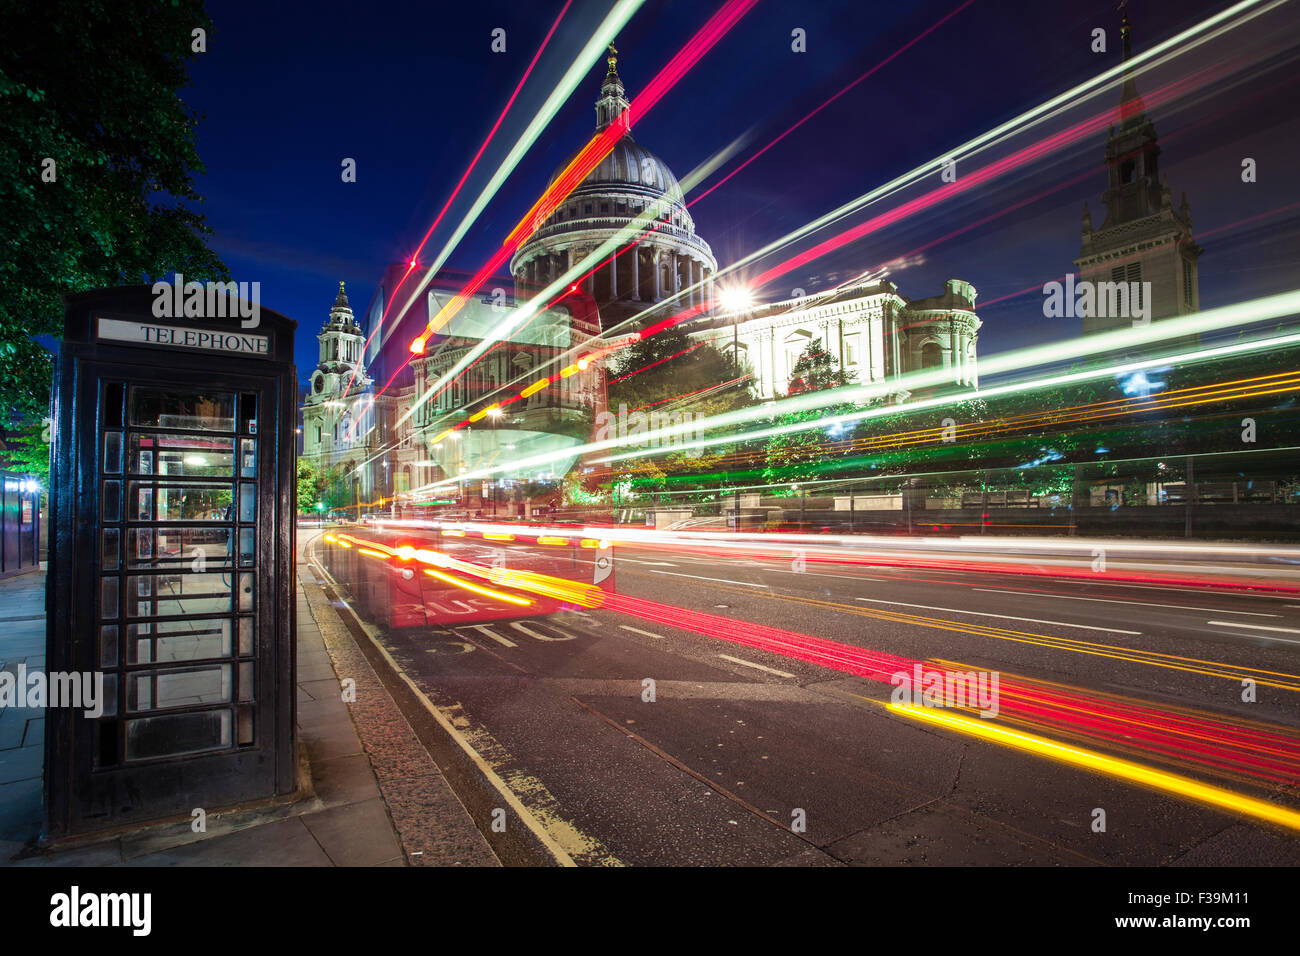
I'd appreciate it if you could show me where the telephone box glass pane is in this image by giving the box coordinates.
[129,434,234,476]
[128,527,233,570]
[130,482,233,521]
[129,387,235,431]
[104,432,122,473]
[125,711,231,760]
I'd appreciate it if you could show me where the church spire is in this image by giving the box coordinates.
[1117,2,1146,127]
[328,280,358,329]
[595,42,631,133]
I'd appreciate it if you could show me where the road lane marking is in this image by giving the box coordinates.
[649,569,768,588]
[717,654,796,678]
[620,559,679,566]
[511,621,576,642]
[1048,581,1294,600]
[975,588,1281,617]
[802,571,888,582]
[1207,621,1300,640]
[619,625,665,640]
[469,625,517,648]
[854,597,1141,634]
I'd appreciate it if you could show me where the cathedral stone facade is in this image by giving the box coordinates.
[697,278,981,401]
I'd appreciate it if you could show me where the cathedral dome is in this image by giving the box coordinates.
[547,135,685,206]
[511,45,717,327]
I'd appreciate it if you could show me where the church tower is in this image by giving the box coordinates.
[301,282,374,467]
[1075,9,1202,338]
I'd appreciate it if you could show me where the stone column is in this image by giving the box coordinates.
[632,247,640,300]
[610,253,618,298]
[653,250,662,300]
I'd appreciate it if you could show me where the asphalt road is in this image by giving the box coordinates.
[313,533,1300,866]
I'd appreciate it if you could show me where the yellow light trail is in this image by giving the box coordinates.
[887,703,1300,833]
[926,659,1300,787]
[422,568,534,606]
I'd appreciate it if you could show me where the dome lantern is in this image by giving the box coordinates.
[595,43,630,133]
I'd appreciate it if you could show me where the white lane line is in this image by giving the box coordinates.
[803,571,889,582]
[1050,581,1292,600]
[510,621,577,642]
[855,598,1141,634]
[1207,620,1300,635]
[619,625,664,640]
[649,569,768,588]
[974,588,1281,617]
[469,625,517,648]
[717,654,796,678]
[620,559,679,567]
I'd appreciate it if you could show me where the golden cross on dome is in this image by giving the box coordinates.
[608,42,618,68]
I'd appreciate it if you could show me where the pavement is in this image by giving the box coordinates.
[0,548,498,867]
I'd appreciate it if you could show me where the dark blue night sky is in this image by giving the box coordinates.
[181,0,1300,388]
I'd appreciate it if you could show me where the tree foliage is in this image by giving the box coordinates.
[606,320,754,420]
[0,420,50,485]
[296,458,323,515]
[761,337,861,482]
[0,0,228,428]
[787,337,855,395]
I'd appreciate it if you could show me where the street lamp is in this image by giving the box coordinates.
[717,285,753,373]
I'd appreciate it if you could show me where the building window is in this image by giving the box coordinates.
[843,333,861,366]
[921,342,943,369]
[601,203,609,214]
[1110,262,1143,311]
[1127,262,1142,311]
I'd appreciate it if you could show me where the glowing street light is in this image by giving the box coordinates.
[717,285,753,314]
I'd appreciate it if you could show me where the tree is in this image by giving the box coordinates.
[296,458,324,516]
[317,465,354,512]
[0,0,228,430]
[606,320,753,420]
[786,337,855,395]
[0,420,48,483]
[759,338,861,483]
